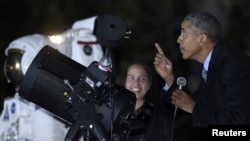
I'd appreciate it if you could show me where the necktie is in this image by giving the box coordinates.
[202,68,207,82]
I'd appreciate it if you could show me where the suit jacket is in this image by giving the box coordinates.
[161,41,250,127]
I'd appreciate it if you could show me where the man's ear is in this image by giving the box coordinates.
[199,34,207,44]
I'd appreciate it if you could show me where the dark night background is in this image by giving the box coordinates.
[1,0,250,140]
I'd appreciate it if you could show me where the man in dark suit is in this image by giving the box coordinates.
[153,11,250,140]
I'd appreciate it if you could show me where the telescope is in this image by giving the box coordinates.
[19,14,135,141]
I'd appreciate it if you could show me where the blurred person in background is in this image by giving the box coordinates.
[0,16,103,141]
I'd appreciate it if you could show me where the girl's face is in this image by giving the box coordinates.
[125,64,151,100]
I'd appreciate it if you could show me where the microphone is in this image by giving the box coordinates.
[176,77,187,90]
[170,77,187,141]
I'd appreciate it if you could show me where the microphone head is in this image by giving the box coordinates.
[176,77,186,89]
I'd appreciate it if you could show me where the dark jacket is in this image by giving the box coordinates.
[119,101,172,141]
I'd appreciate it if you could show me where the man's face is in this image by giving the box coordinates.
[177,20,203,61]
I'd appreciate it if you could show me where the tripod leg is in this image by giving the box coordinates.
[65,122,80,141]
